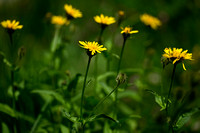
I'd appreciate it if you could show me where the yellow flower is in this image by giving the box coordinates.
[140,14,161,30]
[79,41,107,56]
[1,20,23,31]
[118,11,125,17]
[121,27,139,34]
[94,14,116,26]
[64,4,82,19]
[51,16,69,26]
[162,48,193,70]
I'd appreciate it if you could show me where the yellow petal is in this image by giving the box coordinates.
[173,58,179,64]
[182,62,186,71]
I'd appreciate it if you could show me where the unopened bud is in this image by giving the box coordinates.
[18,46,26,60]
[118,10,125,17]
[116,73,127,85]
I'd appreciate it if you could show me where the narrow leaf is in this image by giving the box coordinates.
[31,90,65,104]
[87,114,119,124]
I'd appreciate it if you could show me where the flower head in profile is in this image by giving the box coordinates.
[79,41,107,57]
[94,14,116,27]
[1,20,23,34]
[51,16,70,26]
[162,48,193,70]
[140,14,161,30]
[121,26,138,39]
[64,4,82,19]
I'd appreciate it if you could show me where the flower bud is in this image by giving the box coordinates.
[18,46,26,60]
[116,73,127,85]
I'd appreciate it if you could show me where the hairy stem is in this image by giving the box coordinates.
[166,64,176,116]
[80,56,92,120]
[114,37,127,118]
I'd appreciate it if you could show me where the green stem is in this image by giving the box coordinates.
[90,83,120,116]
[114,37,127,118]
[166,64,176,116]
[30,99,52,133]
[80,56,92,120]
[94,27,105,94]
[8,33,17,133]
[116,37,127,74]
[98,26,105,44]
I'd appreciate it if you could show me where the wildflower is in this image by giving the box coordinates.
[1,20,23,34]
[162,48,193,70]
[94,14,116,27]
[140,14,161,30]
[121,26,138,39]
[51,16,69,26]
[118,10,125,17]
[64,4,82,19]
[79,41,107,57]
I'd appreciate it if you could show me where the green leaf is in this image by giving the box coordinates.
[3,58,12,68]
[51,26,61,53]
[112,53,120,59]
[146,89,169,111]
[97,71,116,81]
[118,90,141,102]
[31,90,65,104]
[173,108,200,130]
[104,39,113,52]
[2,122,10,133]
[0,103,15,117]
[63,110,78,123]
[60,124,70,133]
[87,114,119,124]
[0,51,12,68]
[0,103,35,123]
[103,121,112,133]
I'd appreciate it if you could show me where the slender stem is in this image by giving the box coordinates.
[116,37,127,74]
[80,56,92,120]
[90,83,120,116]
[30,99,52,133]
[166,64,177,116]
[94,27,105,94]
[8,33,17,133]
[94,55,98,94]
[98,26,105,44]
[114,37,127,118]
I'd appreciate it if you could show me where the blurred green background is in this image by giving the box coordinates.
[0,0,200,132]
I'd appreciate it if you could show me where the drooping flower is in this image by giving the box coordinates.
[1,20,23,33]
[140,14,161,30]
[121,26,139,39]
[64,4,82,19]
[162,48,193,70]
[94,14,116,26]
[51,16,69,26]
[79,41,107,56]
